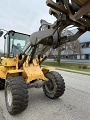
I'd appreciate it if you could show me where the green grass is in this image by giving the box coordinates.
[42,61,90,72]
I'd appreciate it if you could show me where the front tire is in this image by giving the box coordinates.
[5,76,28,115]
[43,71,65,99]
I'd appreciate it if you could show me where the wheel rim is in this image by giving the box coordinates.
[6,85,13,107]
[45,80,54,93]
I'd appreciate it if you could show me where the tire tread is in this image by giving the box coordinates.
[43,71,65,99]
[5,76,28,115]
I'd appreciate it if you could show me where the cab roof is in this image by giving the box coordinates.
[4,30,30,38]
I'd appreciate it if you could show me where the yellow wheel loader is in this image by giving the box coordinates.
[0,30,65,115]
[0,0,90,115]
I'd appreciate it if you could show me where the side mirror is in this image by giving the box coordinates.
[0,31,3,37]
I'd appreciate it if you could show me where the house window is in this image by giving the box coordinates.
[86,54,89,60]
[81,42,90,48]
[86,42,90,48]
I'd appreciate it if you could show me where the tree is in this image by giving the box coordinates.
[56,29,81,64]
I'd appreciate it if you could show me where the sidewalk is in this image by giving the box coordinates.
[42,65,90,76]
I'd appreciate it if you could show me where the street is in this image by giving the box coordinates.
[0,70,90,120]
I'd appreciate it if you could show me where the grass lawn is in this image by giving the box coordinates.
[42,61,90,72]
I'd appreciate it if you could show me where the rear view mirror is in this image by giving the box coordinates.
[0,31,3,37]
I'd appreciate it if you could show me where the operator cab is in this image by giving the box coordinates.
[4,30,30,57]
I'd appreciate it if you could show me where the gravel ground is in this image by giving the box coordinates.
[0,106,5,120]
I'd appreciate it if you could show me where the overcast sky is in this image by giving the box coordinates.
[0,0,89,51]
[0,0,56,51]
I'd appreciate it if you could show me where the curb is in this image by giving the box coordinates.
[42,65,90,76]
[56,68,90,76]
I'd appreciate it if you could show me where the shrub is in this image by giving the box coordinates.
[79,64,87,69]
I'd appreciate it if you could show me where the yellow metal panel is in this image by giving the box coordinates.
[7,69,24,74]
[1,58,16,67]
[42,68,49,74]
[23,64,47,84]
[42,67,55,74]
[0,66,7,79]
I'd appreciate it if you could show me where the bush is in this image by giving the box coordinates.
[79,65,87,69]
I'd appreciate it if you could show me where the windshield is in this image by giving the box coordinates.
[10,32,30,56]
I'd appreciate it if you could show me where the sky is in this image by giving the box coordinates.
[0,0,56,51]
[0,0,90,51]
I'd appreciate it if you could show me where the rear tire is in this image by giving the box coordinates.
[5,76,28,115]
[43,71,65,99]
[0,79,5,90]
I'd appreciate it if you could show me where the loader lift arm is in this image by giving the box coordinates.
[19,0,90,68]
